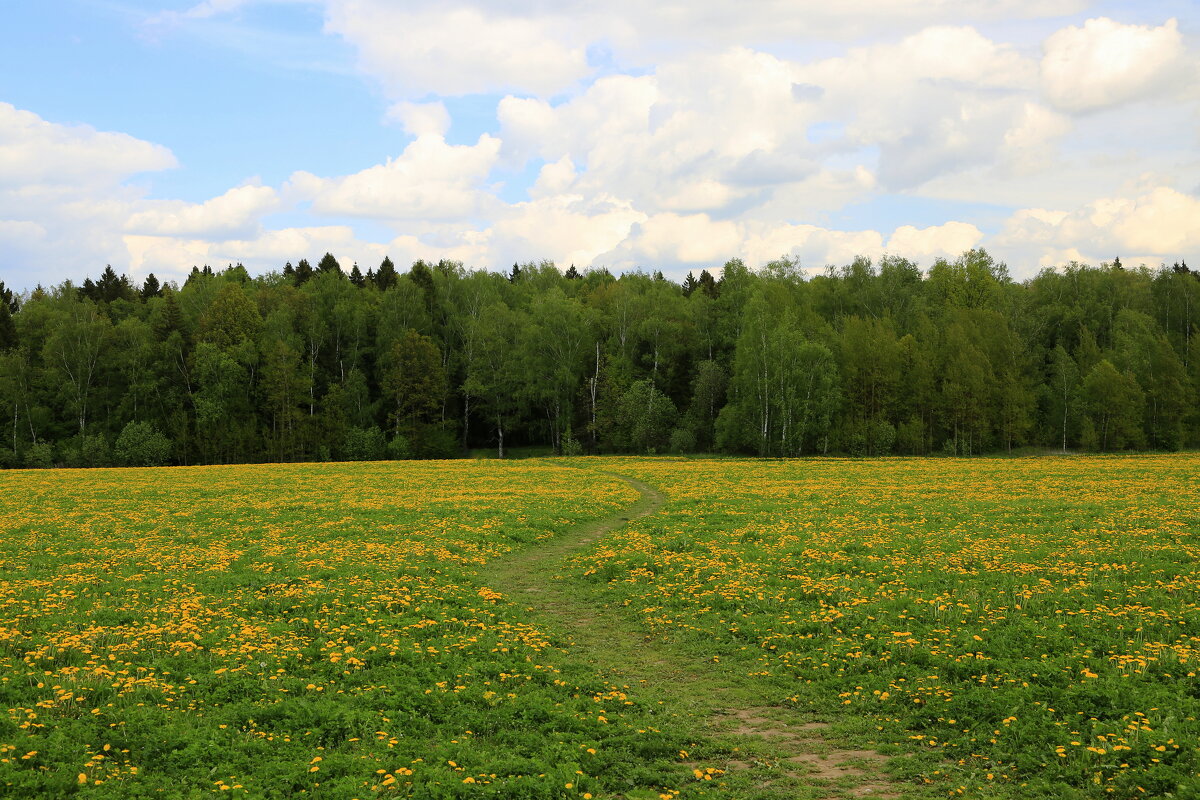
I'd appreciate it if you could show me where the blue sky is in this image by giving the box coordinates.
[1,0,1197,289]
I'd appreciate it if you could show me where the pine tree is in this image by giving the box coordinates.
[317,252,342,275]
[682,273,698,296]
[564,264,582,280]
[294,259,314,285]
[141,273,162,300]
[349,263,365,287]
[0,281,17,313]
[0,303,16,351]
[375,257,398,291]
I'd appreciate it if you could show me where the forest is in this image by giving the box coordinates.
[0,249,1196,468]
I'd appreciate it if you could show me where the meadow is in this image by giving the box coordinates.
[0,462,699,799]
[566,456,1200,798]
[1,456,1198,799]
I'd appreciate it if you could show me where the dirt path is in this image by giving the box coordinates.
[484,469,905,800]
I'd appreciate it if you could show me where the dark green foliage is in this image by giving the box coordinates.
[0,304,16,351]
[0,280,20,313]
[611,379,677,453]
[114,421,172,466]
[293,258,313,285]
[374,256,397,291]
[0,252,1198,468]
[342,425,386,460]
[140,272,162,299]
[24,441,52,468]
[316,252,341,275]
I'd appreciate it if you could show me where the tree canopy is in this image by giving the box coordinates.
[1,250,1197,468]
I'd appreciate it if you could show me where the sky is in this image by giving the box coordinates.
[1,0,1198,290]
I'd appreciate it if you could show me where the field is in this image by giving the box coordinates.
[1,456,1198,799]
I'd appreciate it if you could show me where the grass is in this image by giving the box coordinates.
[0,461,694,798]
[2,455,1199,799]
[563,455,1200,799]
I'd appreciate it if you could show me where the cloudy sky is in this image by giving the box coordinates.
[2,0,1198,289]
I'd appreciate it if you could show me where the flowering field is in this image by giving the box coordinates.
[4,456,1199,799]
[567,455,1200,798]
[0,461,699,799]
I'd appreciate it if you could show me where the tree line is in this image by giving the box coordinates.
[0,248,1197,468]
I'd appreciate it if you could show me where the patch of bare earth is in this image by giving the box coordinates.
[718,707,899,799]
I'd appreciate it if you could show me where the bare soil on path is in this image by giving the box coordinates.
[484,469,909,800]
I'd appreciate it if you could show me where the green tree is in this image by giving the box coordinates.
[0,303,17,352]
[199,283,262,352]
[382,330,446,451]
[114,421,172,466]
[1082,359,1145,450]
[720,294,839,456]
[463,303,524,458]
[317,252,342,275]
[686,359,728,451]
[42,295,110,436]
[839,316,900,455]
[612,379,677,453]
[1046,345,1082,452]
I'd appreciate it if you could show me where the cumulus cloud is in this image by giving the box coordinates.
[385,101,451,138]
[488,193,646,269]
[994,186,1200,270]
[125,184,280,239]
[125,225,388,278]
[8,3,1199,288]
[788,26,1043,190]
[0,102,176,189]
[1041,17,1191,113]
[289,133,501,220]
[315,0,1088,100]
[0,104,182,285]
[323,1,590,97]
[887,221,984,261]
[499,48,833,217]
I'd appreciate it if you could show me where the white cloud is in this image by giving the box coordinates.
[489,193,646,269]
[9,4,1200,290]
[530,157,578,198]
[790,26,1042,190]
[385,101,451,137]
[0,102,176,189]
[992,185,1200,271]
[125,184,280,239]
[0,104,181,286]
[125,225,387,279]
[887,221,984,261]
[313,0,1088,101]
[499,48,829,216]
[1041,17,1191,113]
[290,133,501,220]
[323,1,590,97]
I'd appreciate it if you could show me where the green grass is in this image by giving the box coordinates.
[563,455,1200,799]
[2,455,1199,799]
[0,461,696,799]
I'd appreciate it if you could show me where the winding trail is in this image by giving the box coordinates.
[485,468,905,800]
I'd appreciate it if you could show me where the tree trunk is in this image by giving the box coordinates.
[462,391,470,450]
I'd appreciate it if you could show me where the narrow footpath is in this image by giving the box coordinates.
[485,469,906,800]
